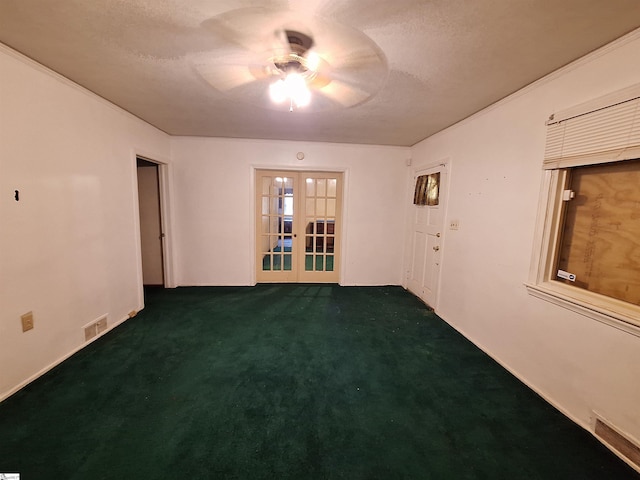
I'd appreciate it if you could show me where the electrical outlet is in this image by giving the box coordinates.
[21,311,34,332]
[449,219,460,230]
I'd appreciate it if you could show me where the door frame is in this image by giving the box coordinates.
[404,159,449,310]
[251,166,348,285]
[133,153,176,307]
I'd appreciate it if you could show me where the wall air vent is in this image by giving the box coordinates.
[594,417,640,471]
[84,315,108,342]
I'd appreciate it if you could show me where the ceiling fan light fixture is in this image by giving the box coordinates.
[263,30,319,110]
[195,15,388,113]
[269,73,311,109]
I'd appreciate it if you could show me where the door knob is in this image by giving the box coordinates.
[433,246,440,251]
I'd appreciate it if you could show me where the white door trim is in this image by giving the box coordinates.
[132,152,176,309]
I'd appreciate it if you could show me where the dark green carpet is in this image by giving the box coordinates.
[0,285,637,479]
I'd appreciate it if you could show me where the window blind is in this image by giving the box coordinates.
[543,84,640,169]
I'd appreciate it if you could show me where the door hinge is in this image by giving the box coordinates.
[562,189,575,201]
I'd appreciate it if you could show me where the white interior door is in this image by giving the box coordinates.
[407,165,445,307]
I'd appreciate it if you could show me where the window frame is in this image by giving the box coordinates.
[527,166,640,337]
[526,84,640,338]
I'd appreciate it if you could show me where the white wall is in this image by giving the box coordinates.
[0,46,171,400]
[170,137,409,286]
[407,31,640,445]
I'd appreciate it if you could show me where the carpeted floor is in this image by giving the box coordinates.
[0,285,637,479]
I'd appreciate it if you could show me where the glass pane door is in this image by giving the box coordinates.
[299,172,341,283]
[256,172,296,282]
[256,170,341,283]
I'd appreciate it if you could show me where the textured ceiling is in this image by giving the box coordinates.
[1,1,639,146]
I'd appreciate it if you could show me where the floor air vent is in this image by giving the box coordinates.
[84,316,108,341]
[594,417,640,470]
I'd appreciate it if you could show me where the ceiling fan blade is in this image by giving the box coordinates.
[328,47,387,73]
[288,0,335,17]
[317,79,372,108]
[308,71,331,89]
[201,10,272,53]
[309,49,387,107]
[304,17,388,103]
[202,7,313,54]
[315,23,386,72]
[194,55,269,92]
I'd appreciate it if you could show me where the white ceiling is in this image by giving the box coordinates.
[1,1,639,146]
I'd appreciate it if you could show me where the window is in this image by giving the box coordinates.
[528,84,640,335]
[413,172,440,206]
[556,160,640,304]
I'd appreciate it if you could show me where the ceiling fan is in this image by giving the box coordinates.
[193,7,388,112]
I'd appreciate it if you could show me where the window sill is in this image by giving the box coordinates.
[525,282,640,338]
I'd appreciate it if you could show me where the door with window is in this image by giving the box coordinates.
[256,170,342,283]
[407,166,445,307]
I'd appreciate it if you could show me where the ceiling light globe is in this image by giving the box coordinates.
[295,88,311,107]
[269,79,287,103]
[306,51,320,72]
[284,73,305,91]
[285,73,311,107]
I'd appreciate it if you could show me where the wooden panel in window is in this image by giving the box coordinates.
[556,159,640,306]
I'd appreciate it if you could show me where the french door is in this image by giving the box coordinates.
[256,170,342,283]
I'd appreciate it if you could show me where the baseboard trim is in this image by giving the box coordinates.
[0,312,133,403]
[434,310,640,475]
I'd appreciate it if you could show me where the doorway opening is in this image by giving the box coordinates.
[136,157,165,287]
